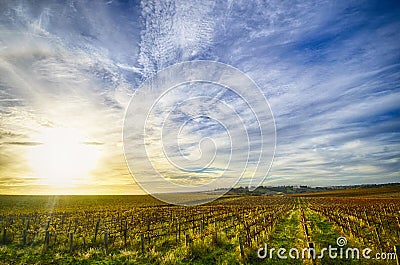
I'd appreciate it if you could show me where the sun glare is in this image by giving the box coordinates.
[27,127,100,188]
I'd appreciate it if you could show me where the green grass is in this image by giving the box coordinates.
[246,205,303,265]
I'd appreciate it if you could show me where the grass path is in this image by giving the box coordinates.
[247,203,304,264]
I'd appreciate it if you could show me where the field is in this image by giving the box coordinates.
[0,191,399,264]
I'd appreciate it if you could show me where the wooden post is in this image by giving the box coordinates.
[104,231,109,251]
[93,219,100,244]
[69,233,74,252]
[140,233,145,253]
[239,236,245,262]
[44,230,50,247]
[22,230,27,246]
[2,228,6,244]
[303,224,309,238]
[123,229,127,248]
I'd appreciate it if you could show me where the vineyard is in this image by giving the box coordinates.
[0,194,399,264]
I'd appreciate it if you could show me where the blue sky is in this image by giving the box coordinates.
[0,0,399,194]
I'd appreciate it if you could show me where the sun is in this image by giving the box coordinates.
[27,127,100,188]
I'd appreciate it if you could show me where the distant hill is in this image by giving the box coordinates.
[289,184,400,198]
[227,182,400,197]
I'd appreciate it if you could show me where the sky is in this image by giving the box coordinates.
[0,0,399,195]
